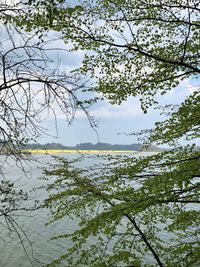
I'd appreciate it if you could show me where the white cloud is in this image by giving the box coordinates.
[93,100,142,118]
[74,97,142,120]
[187,85,199,94]
[183,79,199,94]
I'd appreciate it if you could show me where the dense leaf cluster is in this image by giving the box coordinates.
[19,0,200,111]
[45,148,200,266]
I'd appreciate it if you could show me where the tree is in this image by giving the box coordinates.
[0,1,96,258]
[15,0,200,266]
[0,20,91,156]
[20,0,200,108]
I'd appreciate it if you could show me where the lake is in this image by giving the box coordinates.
[0,152,144,267]
[1,151,195,267]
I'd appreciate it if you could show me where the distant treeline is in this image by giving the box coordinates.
[2,142,199,153]
[24,142,164,151]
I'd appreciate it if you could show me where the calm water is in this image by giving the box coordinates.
[0,152,144,267]
[0,154,78,267]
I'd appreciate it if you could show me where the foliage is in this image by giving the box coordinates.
[44,148,200,266]
[15,0,200,266]
[19,0,200,110]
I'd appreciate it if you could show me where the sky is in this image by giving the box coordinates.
[39,85,194,146]
[37,43,195,146]
[1,1,198,146]
[28,34,198,146]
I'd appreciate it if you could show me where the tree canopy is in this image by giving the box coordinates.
[2,0,200,266]
[20,0,200,110]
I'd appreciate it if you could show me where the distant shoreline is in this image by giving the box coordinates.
[22,142,164,152]
[22,149,138,154]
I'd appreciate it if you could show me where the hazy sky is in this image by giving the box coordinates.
[27,33,198,146]
[2,1,197,146]
[38,47,195,145]
[39,87,193,146]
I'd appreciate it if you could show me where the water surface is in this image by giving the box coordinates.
[0,152,142,267]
